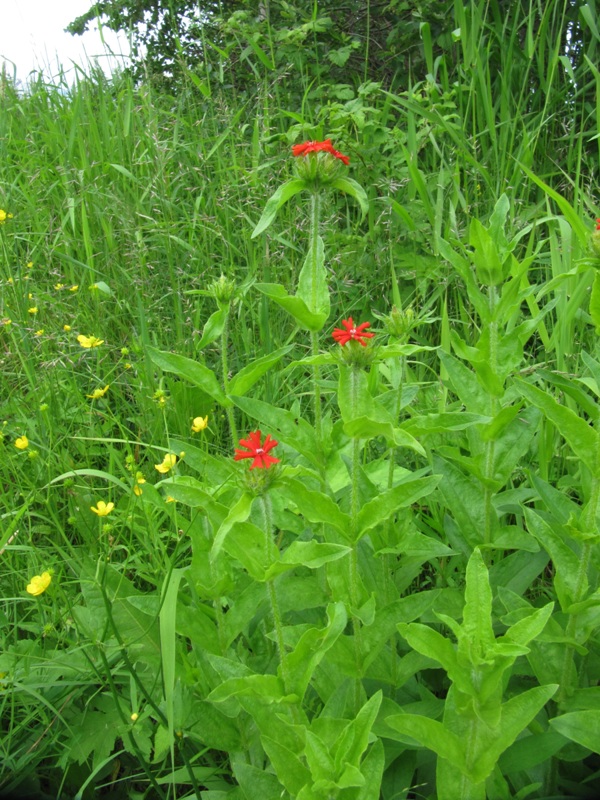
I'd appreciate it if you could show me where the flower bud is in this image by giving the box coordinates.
[210,274,237,304]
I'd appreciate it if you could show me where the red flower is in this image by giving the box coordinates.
[292,139,350,166]
[596,218,600,230]
[332,317,375,347]
[234,430,280,470]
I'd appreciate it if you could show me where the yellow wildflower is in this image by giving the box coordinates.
[69,285,79,292]
[135,472,146,484]
[14,436,29,450]
[26,571,52,596]
[77,334,104,348]
[26,262,33,269]
[34,329,44,337]
[1,318,11,326]
[192,415,209,433]
[54,283,64,291]
[0,209,13,224]
[86,385,110,400]
[130,712,139,722]
[155,453,177,474]
[28,307,38,315]
[133,484,143,496]
[7,277,13,284]
[28,293,33,300]
[165,496,176,503]
[90,500,114,517]
[63,324,71,332]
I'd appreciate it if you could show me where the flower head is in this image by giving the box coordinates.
[292,139,350,166]
[155,453,177,474]
[234,430,280,470]
[332,317,375,347]
[63,324,71,332]
[15,436,29,450]
[0,209,14,224]
[28,307,38,315]
[91,500,114,517]
[596,218,600,231]
[26,571,52,596]
[34,329,44,337]
[77,334,104,348]
[86,385,110,400]
[192,415,208,433]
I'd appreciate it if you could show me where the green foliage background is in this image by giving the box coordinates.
[1,1,600,798]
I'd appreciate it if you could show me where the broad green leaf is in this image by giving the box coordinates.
[397,623,464,691]
[471,684,558,781]
[384,714,466,769]
[147,346,231,407]
[208,674,289,703]
[356,475,440,541]
[432,455,487,549]
[330,176,369,216]
[211,492,254,561]
[590,272,600,332]
[523,507,582,607]
[278,478,351,537]
[439,351,491,415]
[261,735,312,796]
[232,763,285,800]
[337,691,382,770]
[297,234,329,315]
[470,217,504,286]
[160,569,184,751]
[228,345,294,396]
[286,602,347,700]
[550,710,600,754]
[266,541,350,579]
[354,738,385,800]
[197,306,227,350]
[462,548,495,659]
[400,412,489,436]
[251,178,307,238]
[222,521,275,581]
[254,283,329,331]
[502,602,554,647]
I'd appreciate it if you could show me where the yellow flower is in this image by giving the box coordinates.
[26,261,33,269]
[192,415,208,433]
[28,293,33,300]
[26,571,52,596]
[28,307,38,315]
[54,283,64,291]
[155,453,177,474]
[77,334,104,348]
[86,385,110,400]
[7,277,13,284]
[90,500,114,517]
[14,436,29,450]
[165,496,176,503]
[1,318,11,326]
[135,472,146,484]
[133,484,143,496]
[63,324,71,332]
[0,209,13,224]
[69,285,79,292]
[34,329,44,337]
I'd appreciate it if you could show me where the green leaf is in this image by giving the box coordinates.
[285,602,347,700]
[297,234,330,316]
[356,475,440,541]
[232,763,285,800]
[516,380,600,477]
[278,478,351,537]
[228,345,294,396]
[147,346,231,407]
[462,548,494,657]
[400,412,490,436]
[550,710,600,754]
[329,176,369,216]
[261,735,312,796]
[211,493,254,561]
[208,674,289,703]
[384,714,466,769]
[266,541,351,579]
[590,272,600,332]
[197,306,227,350]
[252,179,307,238]
[254,283,329,331]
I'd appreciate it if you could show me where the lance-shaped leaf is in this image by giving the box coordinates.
[384,714,467,769]
[228,345,294,396]
[254,282,329,331]
[516,379,599,475]
[265,541,351,580]
[211,492,254,561]
[461,548,495,662]
[251,178,307,238]
[147,346,231,407]
[550,710,600,754]
[278,477,351,537]
[356,475,440,541]
[297,234,329,316]
[285,601,347,700]
[196,306,227,350]
[330,176,369,216]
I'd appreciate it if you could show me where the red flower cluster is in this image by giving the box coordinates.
[234,430,280,470]
[332,317,374,347]
[596,218,600,230]
[292,139,350,166]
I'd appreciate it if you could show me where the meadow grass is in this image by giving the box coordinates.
[1,2,600,796]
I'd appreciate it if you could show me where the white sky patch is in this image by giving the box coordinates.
[0,0,131,85]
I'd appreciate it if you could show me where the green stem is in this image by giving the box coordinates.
[309,192,323,454]
[483,285,499,548]
[350,430,363,712]
[260,495,292,696]
[220,302,238,448]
